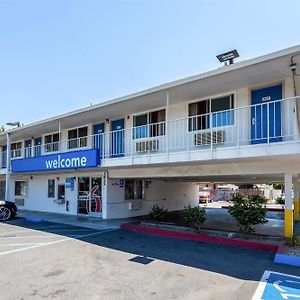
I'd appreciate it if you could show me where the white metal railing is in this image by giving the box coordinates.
[1,96,299,168]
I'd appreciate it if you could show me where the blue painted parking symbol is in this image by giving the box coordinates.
[253,271,300,299]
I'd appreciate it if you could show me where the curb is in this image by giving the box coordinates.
[121,223,279,253]
[274,245,300,267]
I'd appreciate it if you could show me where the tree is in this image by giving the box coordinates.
[228,193,268,234]
[0,126,5,133]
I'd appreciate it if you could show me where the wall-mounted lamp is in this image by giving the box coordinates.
[126,115,130,120]
[56,177,60,181]
[105,119,109,124]
[30,175,33,180]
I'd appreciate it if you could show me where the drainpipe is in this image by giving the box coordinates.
[5,133,11,202]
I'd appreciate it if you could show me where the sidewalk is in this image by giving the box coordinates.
[16,210,133,231]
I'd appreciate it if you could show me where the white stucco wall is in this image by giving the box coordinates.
[105,178,199,219]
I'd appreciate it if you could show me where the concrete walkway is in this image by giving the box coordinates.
[16,210,133,231]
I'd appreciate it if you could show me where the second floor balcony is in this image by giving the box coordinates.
[1,96,300,170]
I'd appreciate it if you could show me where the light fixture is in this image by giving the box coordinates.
[217,49,239,65]
[6,121,21,127]
[105,119,109,124]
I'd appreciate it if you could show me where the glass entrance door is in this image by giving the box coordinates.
[77,177,102,217]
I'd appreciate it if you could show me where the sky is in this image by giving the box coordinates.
[1,0,300,127]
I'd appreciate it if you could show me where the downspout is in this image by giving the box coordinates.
[290,55,300,133]
[5,133,11,202]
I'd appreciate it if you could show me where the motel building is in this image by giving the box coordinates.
[1,45,300,237]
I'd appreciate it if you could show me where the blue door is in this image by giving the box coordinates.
[251,85,282,144]
[25,139,32,158]
[111,119,124,157]
[34,137,42,157]
[93,123,105,158]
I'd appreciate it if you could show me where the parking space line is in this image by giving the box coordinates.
[0,229,117,256]
[0,243,41,247]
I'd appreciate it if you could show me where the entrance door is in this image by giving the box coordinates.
[251,84,282,144]
[111,119,125,157]
[93,123,105,158]
[77,177,102,217]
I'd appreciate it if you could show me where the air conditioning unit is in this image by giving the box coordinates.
[129,201,142,210]
[136,140,159,152]
[194,131,225,146]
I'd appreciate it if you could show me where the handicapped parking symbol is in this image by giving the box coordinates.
[252,271,300,300]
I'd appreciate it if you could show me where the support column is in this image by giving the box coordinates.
[5,133,11,202]
[294,180,299,221]
[284,173,294,237]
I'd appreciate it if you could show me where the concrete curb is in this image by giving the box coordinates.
[121,223,279,253]
[274,245,300,267]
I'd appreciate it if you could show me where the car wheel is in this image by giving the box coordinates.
[0,206,12,221]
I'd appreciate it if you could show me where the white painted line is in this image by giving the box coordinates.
[0,229,117,256]
[0,235,62,239]
[0,243,41,247]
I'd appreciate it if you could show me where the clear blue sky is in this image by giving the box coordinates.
[1,0,300,127]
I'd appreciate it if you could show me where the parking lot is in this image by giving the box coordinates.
[0,218,299,300]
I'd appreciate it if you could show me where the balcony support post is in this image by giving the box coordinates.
[166,91,169,159]
[5,133,11,202]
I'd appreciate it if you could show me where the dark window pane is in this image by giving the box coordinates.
[45,135,52,144]
[78,127,88,137]
[53,133,60,142]
[48,179,55,198]
[68,129,77,139]
[211,95,233,112]
[125,180,135,200]
[134,114,147,127]
[58,185,65,200]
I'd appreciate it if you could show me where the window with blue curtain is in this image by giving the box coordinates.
[133,110,165,139]
[211,94,234,127]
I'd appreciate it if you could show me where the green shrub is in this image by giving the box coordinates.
[228,193,268,234]
[275,196,285,205]
[183,205,206,232]
[149,205,168,221]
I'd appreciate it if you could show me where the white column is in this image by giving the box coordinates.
[5,133,11,202]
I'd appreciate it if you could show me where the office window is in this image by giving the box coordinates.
[133,109,165,139]
[125,179,145,200]
[48,179,55,198]
[15,181,28,196]
[68,126,88,149]
[44,133,59,152]
[57,184,65,200]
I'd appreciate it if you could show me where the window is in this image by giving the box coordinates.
[211,95,234,127]
[57,184,65,200]
[133,109,165,139]
[11,142,22,158]
[68,127,88,149]
[15,181,28,196]
[188,94,234,131]
[48,179,55,198]
[44,133,60,153]
[0,181,5,200]
[125,179,145,200]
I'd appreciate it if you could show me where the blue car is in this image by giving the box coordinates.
[0,201,17,221]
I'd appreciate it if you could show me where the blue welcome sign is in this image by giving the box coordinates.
[12,149,100,173]
[253,271,300,300]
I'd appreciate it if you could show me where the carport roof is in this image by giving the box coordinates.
[2,43,300,143]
